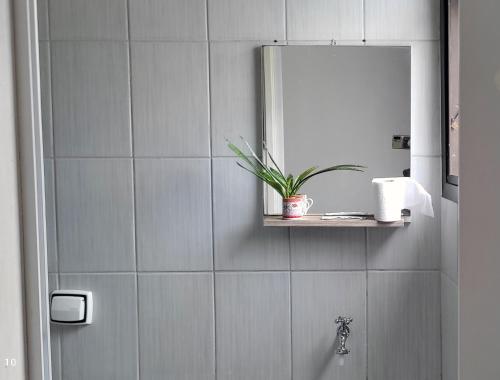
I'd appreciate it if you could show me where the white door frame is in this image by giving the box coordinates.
[13,0,52,378]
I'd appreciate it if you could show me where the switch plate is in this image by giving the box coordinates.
[392,135,411,149]
[50,290,93,325]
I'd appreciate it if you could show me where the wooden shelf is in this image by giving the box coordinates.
[263,214,411,228]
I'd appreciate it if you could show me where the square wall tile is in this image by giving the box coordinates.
[367,212,440,270]
[135,159,212,271]
[216,272,291,380]
[131,42,210,157]
[52,41,131,157]
[208,0,285,40]
[210,42,263,156]
[442,197,459,284]
[59,274,138,380]
[129,0,207,40]
[56,159,135,272]
[368,156,441,270]
[368,271,440,380]
[212,158,289,270]
[138,273,214,380]
[365,0,440,40]
[39,41,53,157]
[37,0,49,40]
[411,42,441,156]
[442,274,458,380]
[287,0,363,40]
[49,0,128,40]
[291,228,366,270]
[48,274,61,380]
[44,159,57,272]
[292,272,366,380]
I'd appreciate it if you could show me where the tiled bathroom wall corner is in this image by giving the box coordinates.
[40,0,443,379]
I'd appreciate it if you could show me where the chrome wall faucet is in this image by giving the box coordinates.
[335,316,353,355]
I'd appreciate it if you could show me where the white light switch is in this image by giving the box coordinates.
[50,290,93,325]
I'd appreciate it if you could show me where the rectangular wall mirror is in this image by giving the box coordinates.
[263,45,411,215]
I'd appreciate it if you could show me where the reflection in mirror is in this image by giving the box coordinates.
[263,46,411,215]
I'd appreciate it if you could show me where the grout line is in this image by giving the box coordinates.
[59,272,148,276]
[130,39,208,43]
[439,272,443,380]
[47,3,65,364]
[53,155,211,159]
[210,112,218,380]
[49,38,130,43]
[125,1,141,379]
[412,154,442,158]
[46,27,64,380]
[212,270,217,380]
[362,0,366,42]
[288,227,294,380]
[48,39,210,43]
[48,160,59,275]
[134,274,141,380]
[366,269,441,273]
[205,0,218,377]
[284,0,288,41]
[54,269,441,275]
[46,38,442,43]
[365,228,369,380]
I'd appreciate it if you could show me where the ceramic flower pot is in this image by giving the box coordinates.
[292,194,314,214]
[282,195,314,219]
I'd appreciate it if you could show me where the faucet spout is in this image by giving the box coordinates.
[335,316,353,355]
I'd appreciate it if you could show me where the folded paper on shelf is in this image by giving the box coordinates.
[372,177,434,222]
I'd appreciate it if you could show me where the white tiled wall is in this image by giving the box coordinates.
[40,1,443,379]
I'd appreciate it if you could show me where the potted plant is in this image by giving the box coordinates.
[227,138,364,219]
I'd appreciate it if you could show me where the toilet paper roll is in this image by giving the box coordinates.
[372,177,434,222]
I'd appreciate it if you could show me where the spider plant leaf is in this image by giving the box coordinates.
[293,164,365,191]
[300,164,365,182]
[262,141,285,177]
[239,137,289,188]
[227,140,260,170]
[259,170,285,191]
[241,137,266,167]
[284,174,295,197]
[291,166,318,193]
[230,138,365,200]
[236,163,286,197]
[240,136,282,180]
[235,162,265,181]
[229,138,286,190]
[268,168,288,190]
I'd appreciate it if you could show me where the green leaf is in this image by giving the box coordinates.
[262,141,285,178]
[238,137,290,189]
[283,174,294,197]
[291,166,318,193]
[236,162,286,197]
[294,165,365,191]
[229,137,365,201]
[228,138,288,193]
[227,141,260,171]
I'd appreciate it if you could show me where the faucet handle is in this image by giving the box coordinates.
[335,316,353,326]
[335,316,353,355]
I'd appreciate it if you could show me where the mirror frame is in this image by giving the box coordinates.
[261,44,413,216]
